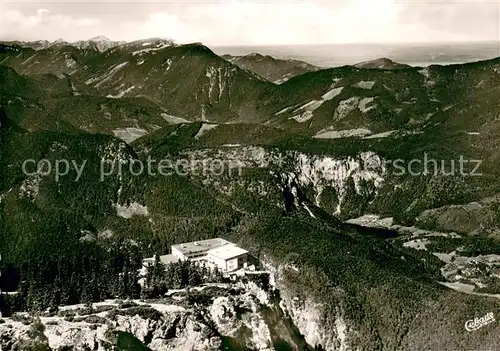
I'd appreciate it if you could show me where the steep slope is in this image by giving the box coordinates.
[0,65,45,125]
[0,42,280,125]
[269,64,436,134]
[268,56,500,139]
[222,53,319,84]
[0,64,168,139]
[75,43,278,123]
[0,43,90,76]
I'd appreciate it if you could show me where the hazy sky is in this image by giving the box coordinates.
[0,0,498,45]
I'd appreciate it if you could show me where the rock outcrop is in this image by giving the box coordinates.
[0,279,315,351]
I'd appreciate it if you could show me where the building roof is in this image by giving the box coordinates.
[172,238,231,256]
[142,254,180,266]
[159,254,181,264]
[207,245,248,260]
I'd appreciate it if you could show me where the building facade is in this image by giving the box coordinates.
[207,245,248,272]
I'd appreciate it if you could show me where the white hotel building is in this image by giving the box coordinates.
[143,238,249,272]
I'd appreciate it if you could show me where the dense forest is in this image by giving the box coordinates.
[0,239,229,317]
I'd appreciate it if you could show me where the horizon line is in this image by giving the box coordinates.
[0,37,499,47]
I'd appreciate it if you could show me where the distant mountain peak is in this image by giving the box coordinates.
[354,57,411,69]
[145,37,172,42]
[73,36,126,52]
[182,42,217,55]
[246,53,264,58]
[125,37,176,48]
[53,38,67,45]
[88,35,112,42]
[221,52,318,84]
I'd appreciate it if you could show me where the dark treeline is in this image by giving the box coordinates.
[0,241,143,317]
[141,256,225,298]
[0,241,230,317]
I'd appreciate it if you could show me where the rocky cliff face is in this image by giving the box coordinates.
[281,151,384,215]
[264,261,351,351]
[176,144,386,218]
[0,278,317,351]
[0,306,219,351]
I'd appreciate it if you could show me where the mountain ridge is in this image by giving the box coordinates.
[222,52,319,84]
[354,57,411,69]
[1,36,168,53]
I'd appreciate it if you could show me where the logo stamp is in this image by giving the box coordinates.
[465,312,495,332]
